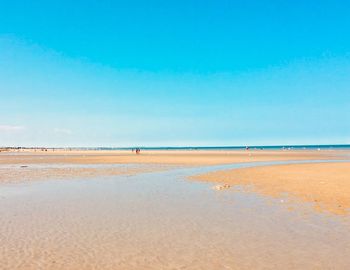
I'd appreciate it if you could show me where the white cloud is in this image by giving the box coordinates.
[54,128,72,135]
[0,125,25,132]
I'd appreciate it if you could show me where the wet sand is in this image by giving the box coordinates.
[193,162,350,215]
[1,150,350,269]
[1,166,350,269]
[0,149,346,166]
[0,164,176,184]
[0,149,346,184]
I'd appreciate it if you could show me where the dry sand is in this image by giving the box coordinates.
[193,162,350,215]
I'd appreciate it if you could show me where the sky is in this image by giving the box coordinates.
[0,0,349,147]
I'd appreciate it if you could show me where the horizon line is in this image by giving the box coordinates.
[1,143,350,150]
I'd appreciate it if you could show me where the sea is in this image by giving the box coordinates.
[77,144,350,151]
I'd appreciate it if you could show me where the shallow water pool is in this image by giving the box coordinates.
[1,161,350,269]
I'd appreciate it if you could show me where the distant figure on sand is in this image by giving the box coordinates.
[136,148,141,154]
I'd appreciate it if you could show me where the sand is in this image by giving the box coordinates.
[0,149,347,184]
[193,162,350,215]
[1,150,350,268]
[0,149,346,165]
[1,149,346,183]
[1,149,350,212]
[3,169,350,269]
[0,164,176,184]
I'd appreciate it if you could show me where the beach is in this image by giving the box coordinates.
[0,149,346,183]
[1,149,350,213]
[1,149,350,269]
[2,1,350,268]
[1,148,346,165]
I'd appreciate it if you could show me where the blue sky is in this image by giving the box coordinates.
[0,0,349,147]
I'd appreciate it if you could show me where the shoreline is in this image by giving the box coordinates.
[0,149,347,165]
[0,149,349,189]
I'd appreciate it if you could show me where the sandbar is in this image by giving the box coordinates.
[193,162,350,215]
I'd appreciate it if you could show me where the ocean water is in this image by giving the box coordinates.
[75,144,350,151]
[4,144,350,151]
